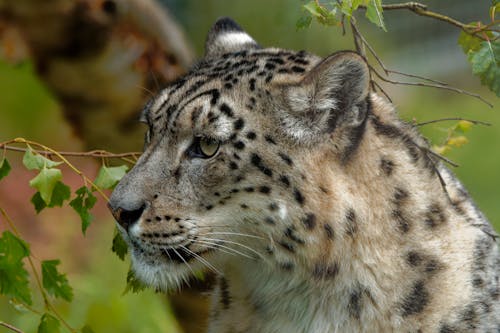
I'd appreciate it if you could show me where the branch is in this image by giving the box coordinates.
[359,2,485,38]
[416,118,492,127]
[0,322,25,333]
[369,66,493,108]
[1,145,141,161]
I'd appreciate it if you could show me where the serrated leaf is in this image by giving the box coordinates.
[365,0,386,31]
[0,231,32,305]
[468,40,500,96]
[29,168,62,205]
[296,15,312,30]
[112,229,128,260]
[455,120,473,133]
[37,313,60,333]
[123,268,146,294]
[93,165,128,190]
[447,136,469,148]
[30,182,71,214]
[41,259,73,302]
[81,325,95,333]
[31,192,47,214]
[23,149,62,171]
[0,158,11,181]
[70,186,97,234]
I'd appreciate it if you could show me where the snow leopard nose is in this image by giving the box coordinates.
[107,200,145,232]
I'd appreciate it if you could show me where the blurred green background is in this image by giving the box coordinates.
[0,0,498,332]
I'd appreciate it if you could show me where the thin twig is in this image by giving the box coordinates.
[372,80,393,103]
[369,66,493,108]
[359,2,486,38]
[0,322,25,333]
[0,144,141,161]
[416,118,492,127]
[424,148,459,168]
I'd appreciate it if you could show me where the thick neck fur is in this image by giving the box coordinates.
[207,94,499,333]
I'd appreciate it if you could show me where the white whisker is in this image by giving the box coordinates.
[199,237,265,260]
[206,231,265,240]
[195,239,255,260]
[179,245,221,275]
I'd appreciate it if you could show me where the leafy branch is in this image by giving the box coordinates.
[298,0,500,97]
[0,138,138,332]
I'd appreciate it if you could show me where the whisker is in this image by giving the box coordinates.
[195,240,255,260]
[199,237,265,261]
[179,245,221,275]
[170,248,195,286]
[206,231,265,240]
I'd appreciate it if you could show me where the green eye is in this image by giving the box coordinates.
[189,137,220,158]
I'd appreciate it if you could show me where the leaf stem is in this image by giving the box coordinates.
[0,207,77,332]
[0,322,25,333]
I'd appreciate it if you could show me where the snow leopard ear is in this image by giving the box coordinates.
[280,51,370,145]
[204,17,259,58]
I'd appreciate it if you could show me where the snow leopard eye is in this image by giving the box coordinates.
[188,136,220,158]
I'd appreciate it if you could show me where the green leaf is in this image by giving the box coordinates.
[365,0,386,31]
[37,313,60,333]
[0,158,11,181]
[29,167,62,205]
[23,148,62,171]
[468,40,500,96]
[93,165,128,190]
[303,1,322,17]
[41,259,73,302]
[31,192,47,214]
[112,229,128,260]
[458,30,483,54]
[123,268,146,294]
[30,182,71,214]
[70,186,97,234]
[0,231,32,305]
[296,15,312,30]
[81,325,95,333]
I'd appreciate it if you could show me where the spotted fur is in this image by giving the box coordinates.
[109,17,500,332]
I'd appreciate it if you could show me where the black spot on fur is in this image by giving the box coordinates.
[220,103,234,117]
[278,153,293,166]
[439,324,456,333]
[244,187,255,192]
[401,280,429,317]
[291,66,305,73]
[249,78,256,91]
[348,288,362,320]
[220,277,231,310]
[265,217,275,225]
[259,186,271,194]
[268,203,278,211]
[393,188,409,203]
[279,175,290,187]
[278,241,295,253]
[206,205,214,211]
[324,224,335,239]
[234,118,245,130]
[425,203,447,228]
[345,209,357,236]
[246,131,257,140]
[229,162,238,170]
[233,141,245,150]
[284,227,305,244]
[392,209,410,233]
[264,135,276,144]
[313,263,339,280]
[293,188,305,205]
[250,153,273,177]
[380,158,395,176]
[407,251,423,267]
[240,204,249,209]
[302,213,316,230]
[155,216,161,221]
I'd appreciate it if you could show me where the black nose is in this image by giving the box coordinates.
[108,202,145,231]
